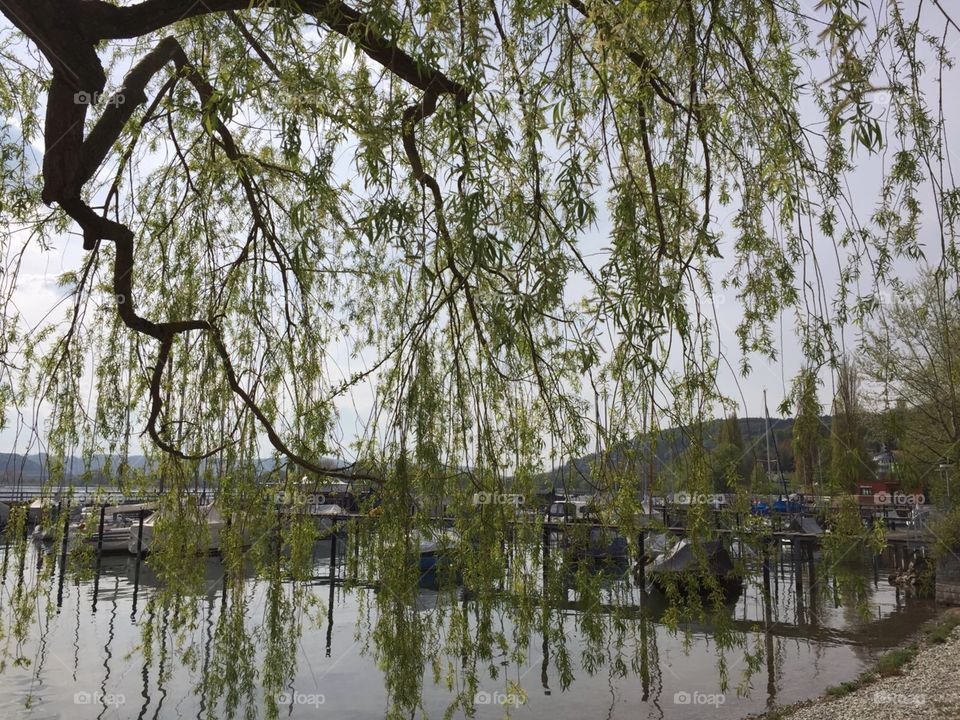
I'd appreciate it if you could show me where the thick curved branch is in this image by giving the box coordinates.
[1,1,452,478]
[79,0,467,100]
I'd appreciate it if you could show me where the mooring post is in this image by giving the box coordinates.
[793,540,803,598]
[56,499,70,610]
[542,523,550,589]
[96,504,106,555]
[329,529,338,583]
[762,544,771,597]
[92,503,107,612]
[131,508,145,620]
[136,508,145,558]
[326,527,337,657]
[637,531,646,586]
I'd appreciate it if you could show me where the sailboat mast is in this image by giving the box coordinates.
[764,389,771,477]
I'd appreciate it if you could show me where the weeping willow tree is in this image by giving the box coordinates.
[0,0,957,717]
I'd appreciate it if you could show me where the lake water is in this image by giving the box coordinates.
[0,537,937,720]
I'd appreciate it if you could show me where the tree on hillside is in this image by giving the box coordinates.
[792,368,825,491]
[718,412,744,451]
[712,411,747,488]
[710,442,745,493]
[830,357,870,493]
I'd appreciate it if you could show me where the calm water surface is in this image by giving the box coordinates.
[0,537,936,720]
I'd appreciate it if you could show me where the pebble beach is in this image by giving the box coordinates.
[765,612,960,720]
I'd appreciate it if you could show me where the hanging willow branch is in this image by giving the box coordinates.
[5,0,474,479]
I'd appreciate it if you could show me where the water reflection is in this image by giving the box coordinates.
[0,536,938,720]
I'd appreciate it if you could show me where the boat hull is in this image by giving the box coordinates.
[646,539,742,595]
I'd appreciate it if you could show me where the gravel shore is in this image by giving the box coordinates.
[763,613,960,720]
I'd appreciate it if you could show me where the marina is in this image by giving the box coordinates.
[0,516,939,720]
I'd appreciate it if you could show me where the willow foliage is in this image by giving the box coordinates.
[0,0,956,717]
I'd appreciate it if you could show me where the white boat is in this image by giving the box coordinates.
[643,531,670,559]
[646,537,740,594]
[27,497,53,525]
[32,503,155,553]
[77,503,156,553]
[310,503,344,531]
[545,498,595,523]
[129,504,251,555]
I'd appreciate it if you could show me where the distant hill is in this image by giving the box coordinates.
[0,453,329,485]
[538,415,826,491]
[0,453,149,484]
[0,416,847,489]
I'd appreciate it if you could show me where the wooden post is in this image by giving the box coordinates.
[96,504,106,555]
[136,508,145,558]
[326,529,337,657]
[762,545,771,597]
[92,504,107,612]
[131,508,145,620]
[56,500,70,610]
[329,529,338,582]
[636,531,646,586]
[542,523,550,590]
[794,540,804,613]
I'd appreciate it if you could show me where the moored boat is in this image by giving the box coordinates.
[32,503,156,553]
[129,503,239,556]
[646,537,741,594]
[415,529,460,572]
[567,525,628,564]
